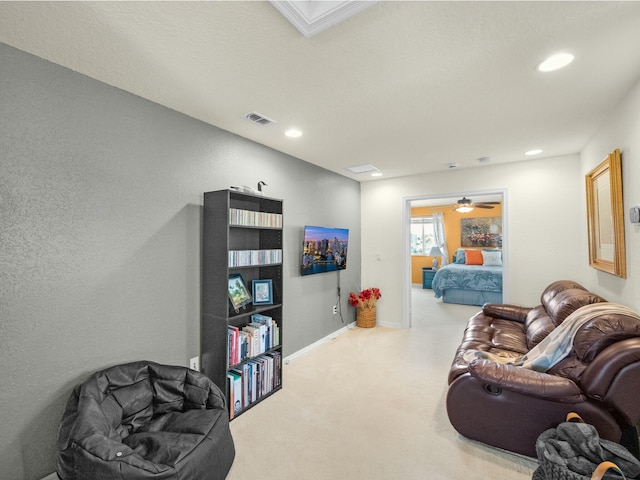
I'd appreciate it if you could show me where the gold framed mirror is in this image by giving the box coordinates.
[585,148,626,278]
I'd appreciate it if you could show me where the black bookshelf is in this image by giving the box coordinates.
[201,189,283,419]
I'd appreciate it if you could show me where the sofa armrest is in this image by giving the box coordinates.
[580,338,640,424]
[468,359,584,403]
[482,304,531,323]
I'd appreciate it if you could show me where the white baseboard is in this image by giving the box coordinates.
[375,320,401,328]
[284,322,354,364]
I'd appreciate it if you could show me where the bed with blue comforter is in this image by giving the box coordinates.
[431,263,502,306]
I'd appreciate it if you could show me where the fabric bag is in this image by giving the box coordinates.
[533,413,640,480]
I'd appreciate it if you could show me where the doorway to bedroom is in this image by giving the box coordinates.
[402,189,508,328]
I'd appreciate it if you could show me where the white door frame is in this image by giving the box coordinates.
[401,188,509,328]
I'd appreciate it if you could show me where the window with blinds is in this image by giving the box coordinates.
[410,217,436,255]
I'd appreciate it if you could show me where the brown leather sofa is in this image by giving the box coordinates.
[446,280,640,458]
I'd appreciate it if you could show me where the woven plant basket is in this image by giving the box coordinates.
[356,306,376,328]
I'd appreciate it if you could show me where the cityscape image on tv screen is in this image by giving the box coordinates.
[301,225,349,276]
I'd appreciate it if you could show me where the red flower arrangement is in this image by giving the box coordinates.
[348,287,382,309]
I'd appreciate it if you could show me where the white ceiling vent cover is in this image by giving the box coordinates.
[346,164,379,174]
[244,112,276,126]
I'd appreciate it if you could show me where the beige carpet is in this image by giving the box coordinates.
[227,286,538,480]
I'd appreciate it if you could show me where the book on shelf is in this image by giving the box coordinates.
[246,322,267,354]
[241,362,252,408]
[238,331,249,361]
[242,324,261,357]
[227,326,239,366]
[265,351,282,388]
[227,371,242,419]
[228,249,282,267]
[229,368,244,412]
[226,373,233,419]
[230,331,253,366]
[229,208,283,228]
[253,357,266,397]
[229,318,280,369]
[250,314,270,349]
[250,313,280,350]
[245,359,258,404]
[227,352,282,414]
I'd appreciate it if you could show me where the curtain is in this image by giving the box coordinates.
[433,212,449,266]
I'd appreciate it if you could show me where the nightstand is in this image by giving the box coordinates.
[422,267,436,289]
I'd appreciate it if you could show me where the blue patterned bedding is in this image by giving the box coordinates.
[431,263,502,299]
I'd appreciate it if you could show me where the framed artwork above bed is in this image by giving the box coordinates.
[461,217,502,248]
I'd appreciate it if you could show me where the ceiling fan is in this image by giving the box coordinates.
[453,197,500,213]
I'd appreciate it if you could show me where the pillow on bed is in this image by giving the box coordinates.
[464,249,483,265]
[482,250,502,266]
[454,249,466,264]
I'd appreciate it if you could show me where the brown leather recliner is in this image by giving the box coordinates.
[446,280,640,458]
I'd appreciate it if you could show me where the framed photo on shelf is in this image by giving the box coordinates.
[228,274,252,312]
[252,279,273,305]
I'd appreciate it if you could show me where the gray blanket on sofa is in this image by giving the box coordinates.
[463,303,640,372]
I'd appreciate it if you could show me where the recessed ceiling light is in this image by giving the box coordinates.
[538,52,574,72]
[285,128,302,138]
[525,149,543,156]
[371,172,383,177]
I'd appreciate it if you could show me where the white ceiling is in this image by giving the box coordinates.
[2,1,640,182]
[411,193,502,208]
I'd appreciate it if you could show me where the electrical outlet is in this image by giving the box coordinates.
[332,305,338,315]
[190,356,200,371]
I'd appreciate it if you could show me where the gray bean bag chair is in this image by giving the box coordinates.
[57,361,235,479]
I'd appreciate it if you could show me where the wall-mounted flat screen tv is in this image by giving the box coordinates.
[301,225,349,276]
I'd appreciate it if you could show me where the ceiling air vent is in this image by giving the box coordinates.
[244,111,276,126]
[346,164,379,174]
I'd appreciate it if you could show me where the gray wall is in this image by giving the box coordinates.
[579,75,640,312]
[0,43,361,480]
